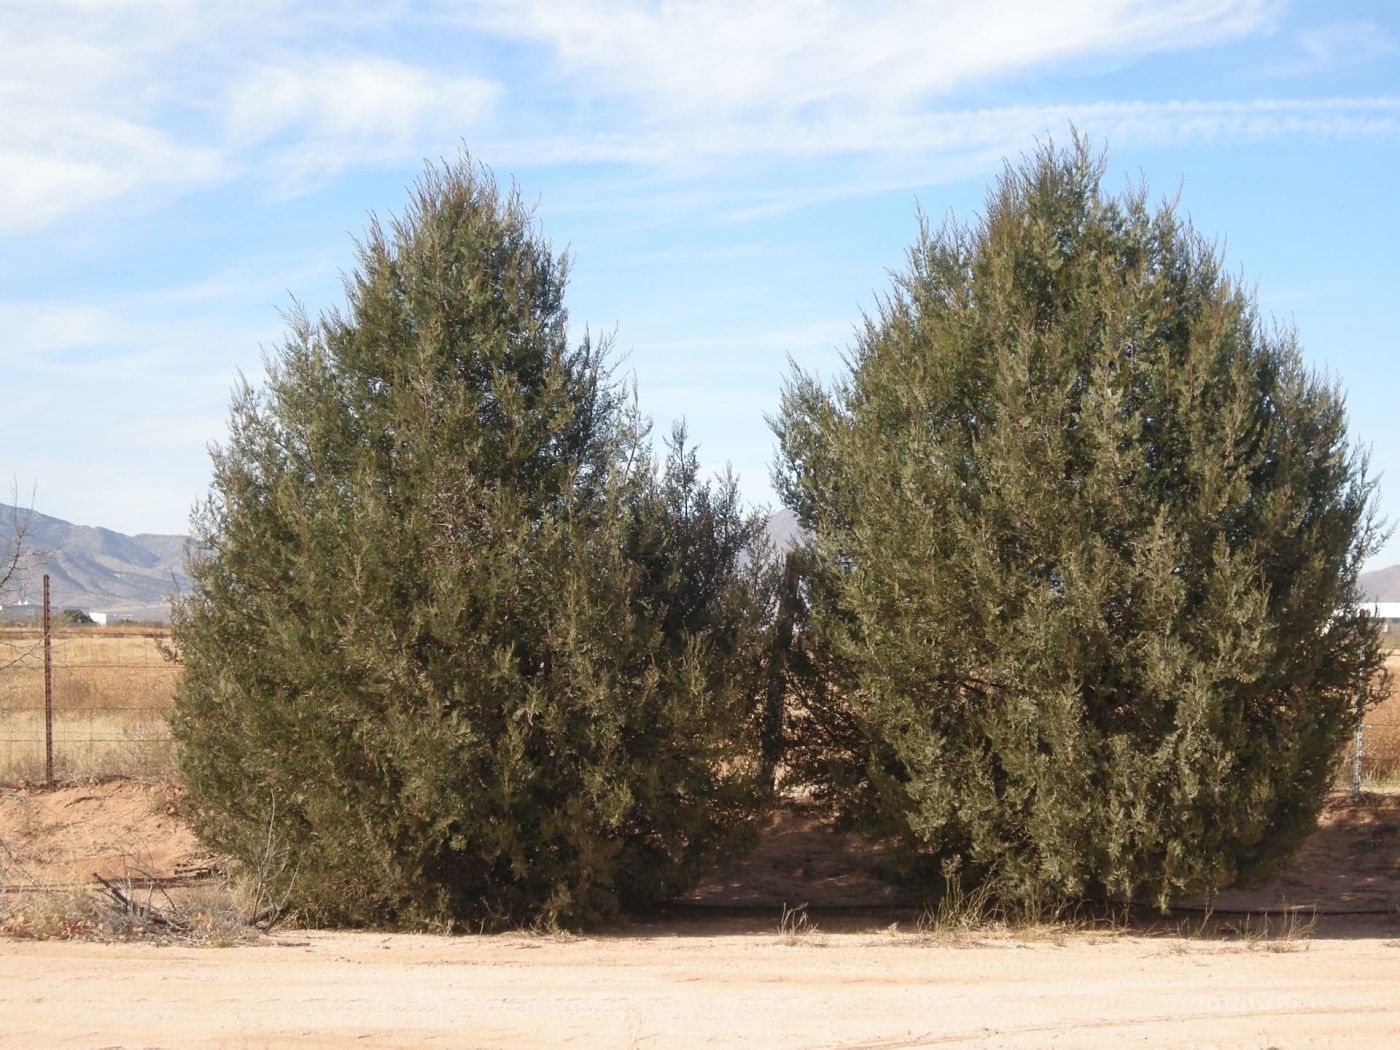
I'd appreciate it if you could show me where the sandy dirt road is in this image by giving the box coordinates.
[2,923,1400,1049]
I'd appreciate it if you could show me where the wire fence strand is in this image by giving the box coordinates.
[1,627,175,783]
[2,627,1398,788]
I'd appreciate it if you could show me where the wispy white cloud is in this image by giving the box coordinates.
[0,302,126,359]
[0,117,226,236]
[0,1,229,234]
[2,0,1394,239]
[0,296,274,376]
[457,1,1392,192]
[1264,19,1399,77]
[0,2,501,233]
[467,0,1279,119]
[486,95,1400,200]
[226,55,501,190]
[130,257,342,308]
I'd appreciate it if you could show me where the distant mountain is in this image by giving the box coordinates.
[1359,564,1400,603]
[5,498,1386,618]
[764,509,804,554]
[0,504,190,621]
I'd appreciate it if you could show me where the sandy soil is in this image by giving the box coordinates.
[685,794,1400,916]
[3,924,1400,1048]
[6,782,1398,913]
[0,779,209,889]
[1199,794,1400,914]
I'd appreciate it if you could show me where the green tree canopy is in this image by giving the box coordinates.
[172,156,770,928]
[773,137,1386,910]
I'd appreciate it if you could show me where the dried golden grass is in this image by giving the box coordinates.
[0,628,175,783]
[1363,679,1400,787]
[3,628,1396,789]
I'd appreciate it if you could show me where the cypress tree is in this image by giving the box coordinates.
[172,156,769,928]
[773,137,1386,909]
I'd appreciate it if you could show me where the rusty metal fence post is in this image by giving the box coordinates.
[43,573,54,785]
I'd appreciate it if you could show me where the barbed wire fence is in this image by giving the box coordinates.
[1353,694,1400,797]
[1,578,175,785]
[1,576,1398,790]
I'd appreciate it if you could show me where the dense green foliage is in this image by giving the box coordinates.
[172,158,770,928]
[773,139,1385,909]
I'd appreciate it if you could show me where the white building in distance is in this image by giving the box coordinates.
[1361,603,1400,634]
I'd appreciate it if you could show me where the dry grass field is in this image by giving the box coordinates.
[0,627,175,782]
[4,630,1397,792]
[1363,652,1400,789]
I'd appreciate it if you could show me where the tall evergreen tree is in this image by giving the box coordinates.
[773,137,1386,909]
[172,157,769,928]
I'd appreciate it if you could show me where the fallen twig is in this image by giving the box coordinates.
[92,872,191,932]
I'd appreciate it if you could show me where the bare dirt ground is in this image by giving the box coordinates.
[7,782,1398,914]
[3,780,1400,1047]
[4,924,1400,1049]
[0,779,207,889]
[686,793,1400,915]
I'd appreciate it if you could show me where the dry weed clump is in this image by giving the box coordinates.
[0,866,277,947]
[914,860,998,937]
[0,886,102,940]
[776,902,822,946]
[906,858,1094,944]
[1221,908,1318,953]
[1149,903,1319,955]
[0,627,176,783]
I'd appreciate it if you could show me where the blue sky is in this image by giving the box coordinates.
[3,0,1398,569]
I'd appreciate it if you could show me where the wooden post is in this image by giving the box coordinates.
[43,573,53,786]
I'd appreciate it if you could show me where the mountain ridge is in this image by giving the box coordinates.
[0,504,189,621]
[1,502,1396,618]
[1359,563,1400,604]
